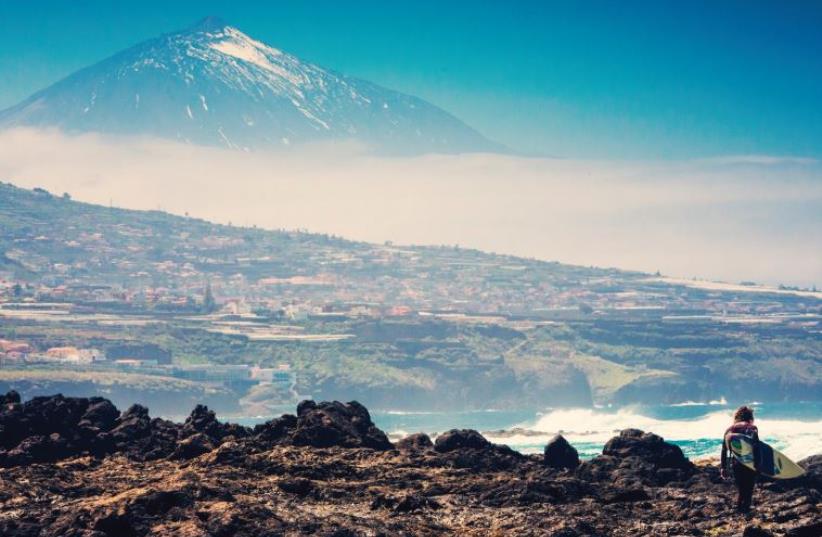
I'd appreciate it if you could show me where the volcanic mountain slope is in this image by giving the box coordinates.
[0,16,502,155]
[0,392,820,536]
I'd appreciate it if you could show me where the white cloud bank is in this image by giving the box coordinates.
[0,127,820,286]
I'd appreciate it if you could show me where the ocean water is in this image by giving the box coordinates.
[371,401,822,461]
[232,401,821,462]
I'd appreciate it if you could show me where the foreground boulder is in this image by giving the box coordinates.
[602,428,690,469]
[289,400,393,450]
[543,434,580,469]
[434,429,492,452]
[433,429,524,470]
[180,404,250,442]
[109,404,179,460]
[252,413,298,442]
[396,432,434,452]
[0,390,20,406]
[797,454,822,490]
[170,432,215,460]
[0,393,122,465]
[578,428,694,487]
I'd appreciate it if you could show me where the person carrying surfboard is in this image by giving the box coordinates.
[720,405,759,513]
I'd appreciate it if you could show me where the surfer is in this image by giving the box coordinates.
[720,405,759,513]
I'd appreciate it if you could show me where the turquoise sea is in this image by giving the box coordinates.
[371,401,822,460]
[235,401,822,461]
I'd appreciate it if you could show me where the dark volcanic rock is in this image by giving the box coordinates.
[370,492,441,513]
[602,428,690,469]
[110,404,152,440]
[599,487,650,504]
[252,413,297,443]
[393,493,442,513]
[0,395,396,468]
[785,519,822,537]
[742,526,774,537]
[0,393,820,536]
[476,472,594,507]
[290,400,392,450]
[543,434,580,469]
[434,429,525,471]
[170,432,215,460]
[4,433,69,466]
[434,429,492,452]
[0,390,20,406]
[278,478,313,496]
[79,398,120,431]
[181,404,221,438]
[0,393,121,465]
[180,404,250,442]
[110,404,180,461]
[578,428,694,487]
[796,454,822,490]
[396,433,434,452]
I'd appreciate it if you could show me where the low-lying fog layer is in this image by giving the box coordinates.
[1,128,820,286]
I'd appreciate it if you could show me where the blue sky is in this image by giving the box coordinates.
[1,0,821,158]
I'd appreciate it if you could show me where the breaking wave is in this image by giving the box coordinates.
[669,397,728,407]
[482,406,822,461]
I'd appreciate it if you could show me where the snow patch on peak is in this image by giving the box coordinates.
[225,27,282,56]
[208,29,304,86]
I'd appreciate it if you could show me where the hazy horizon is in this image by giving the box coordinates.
[1,127,819,288]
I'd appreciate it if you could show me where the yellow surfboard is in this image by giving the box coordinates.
[726,433,805,480]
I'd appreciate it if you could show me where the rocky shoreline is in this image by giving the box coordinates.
[0,391,819,536]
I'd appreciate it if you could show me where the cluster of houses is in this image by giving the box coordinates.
[0,339,106,364]
[0,336,295,392]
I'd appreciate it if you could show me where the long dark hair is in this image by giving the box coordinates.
[733,405,754,423]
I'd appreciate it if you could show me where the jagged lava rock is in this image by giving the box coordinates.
[0,393,121,465]
[396,432,434,452]
[0,392,820,536]
[180,404,250,442]
[0,390,20,406]
[252,413,298,442]
[79,398,120,430]
[170,432,216,460]
[578,428,694,487]
[433,429,525,471]
[742,526,774,537]
[602,428,691,469]
[543,434,580,469]
[434,429,492,452]
[0,394,399,468]
[796,454,822,490]
[290,400,392,450]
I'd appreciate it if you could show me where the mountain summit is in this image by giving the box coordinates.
[0,18,502,155]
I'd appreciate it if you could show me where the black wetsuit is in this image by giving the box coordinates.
[720,421,759,512]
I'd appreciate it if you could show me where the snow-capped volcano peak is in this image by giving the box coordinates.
[0,18,502,155]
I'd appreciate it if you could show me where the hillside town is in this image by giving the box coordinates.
[1,183,820,414]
